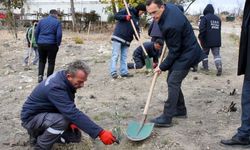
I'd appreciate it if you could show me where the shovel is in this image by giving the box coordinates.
[123,0,152,70]
[25,23,36,70]
[126,43,167,141]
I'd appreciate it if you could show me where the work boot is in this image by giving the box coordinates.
[202,59,209,71]
[112,73,118,79]
[121,73,133,78]
[150,114,172,127]
[173,112,187,118]
[38,75,43,83]
[216,68,222,76]
[29,134,37,146]
[127,63,135,69]
[221,135,250,146]
[216,63,222,76]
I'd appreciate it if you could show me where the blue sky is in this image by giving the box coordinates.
[185,0,245,14]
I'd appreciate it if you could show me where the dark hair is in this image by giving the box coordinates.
[146,0,164,7]
[32,20,38,24]
[49,9,58,15]
[135,3,146,12]
[176,4,184,13]
[155,39,164,46]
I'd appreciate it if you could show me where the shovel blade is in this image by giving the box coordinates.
[145,57,153,70]
[126,121,154,141]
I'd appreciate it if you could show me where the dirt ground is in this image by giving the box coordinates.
[0,21,247,150]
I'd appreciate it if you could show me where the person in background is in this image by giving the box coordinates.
[35,9,62,83]
[24,20,39,67]
[127,39,163,69]
[198,4,222,76]
[110,3,146,79]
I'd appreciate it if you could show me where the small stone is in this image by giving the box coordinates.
[90,95,96,99]
[2,43,10,47]
[193,76,198,80]
[17,86,23,90]
[20,75,33,83]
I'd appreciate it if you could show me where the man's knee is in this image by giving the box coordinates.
[46,114,69,130]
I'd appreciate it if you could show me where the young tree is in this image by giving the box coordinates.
[101,0,195,15]
[70,0,77,32]
[0,0,25,38]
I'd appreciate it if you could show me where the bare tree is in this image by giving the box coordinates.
[70,0,77,32]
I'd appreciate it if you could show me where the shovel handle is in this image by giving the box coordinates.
[27,23,36,67]
[143,43,167,115]
[123,0,149,57]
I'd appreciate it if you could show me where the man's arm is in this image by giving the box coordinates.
[35,22,40,44]
[198,17,206,47]
[114,9,128,21]
[159,28,182,71]
[48,86,103,139]
[56,22,62,46]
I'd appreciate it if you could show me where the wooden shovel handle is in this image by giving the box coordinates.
[143,43,167,115]
[27,24,36,66]
[123,0,148,57]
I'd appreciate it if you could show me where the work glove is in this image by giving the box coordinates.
[98,130,116,145]
[153,62,158,69]
[125,15,131,21]
[70,123,79,133]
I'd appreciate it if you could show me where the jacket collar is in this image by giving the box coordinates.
[60,70,76,93]
[158,4,168,26]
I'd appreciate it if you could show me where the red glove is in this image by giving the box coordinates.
[125,15,131,21]
[153,62,158,69]
[70,123,79,132]
[99,130,116,145]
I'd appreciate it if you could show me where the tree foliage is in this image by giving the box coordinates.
[101,0,195,14]
[0,0,24,9]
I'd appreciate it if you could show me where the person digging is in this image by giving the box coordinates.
[21,60,117,150]
[146,0,206,127]
[127,39,164,70]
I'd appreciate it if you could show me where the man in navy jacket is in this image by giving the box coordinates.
[127,39,163,69]
[21,60,117,149]
[35,9,62,83]
[110,4,146,79]
[146,0,205,127]
[198,4,222,76]
[221,0,250,146]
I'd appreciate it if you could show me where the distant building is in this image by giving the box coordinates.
[20,0,109,21]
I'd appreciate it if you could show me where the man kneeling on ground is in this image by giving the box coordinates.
[21,60,117,149]
[127,39,164,69]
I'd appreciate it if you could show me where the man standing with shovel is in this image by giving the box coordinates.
[146,0,205,127]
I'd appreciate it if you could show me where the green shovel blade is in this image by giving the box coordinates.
[126,120,154,141]
[145,56,153,70]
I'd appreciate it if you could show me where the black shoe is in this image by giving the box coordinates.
[221,136,250,146]
[112,73,118,79]
[150,114,172,127]
[173,113,187,118]
[29,135,37,146]
[191,66,198,72]
[201,68,209,72]
[127,63,135,69]
[38,75,43,83]
[121,73,133,78]
[216,68,222,76]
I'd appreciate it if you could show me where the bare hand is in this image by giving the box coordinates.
[154,67,162,75]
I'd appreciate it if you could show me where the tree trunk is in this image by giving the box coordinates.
[70,0,77,32]
[111,0,117,14]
